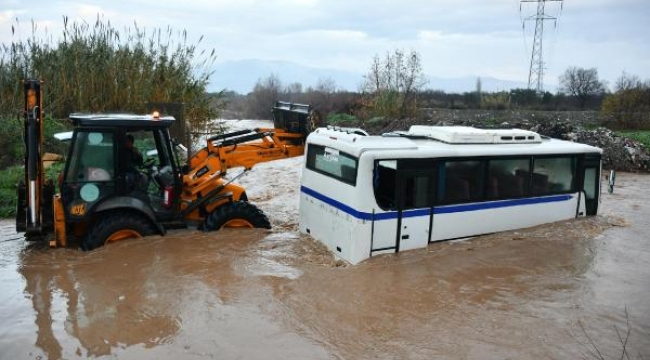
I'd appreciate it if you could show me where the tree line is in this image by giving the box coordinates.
[226,55,649,130]
[225,50,427,121]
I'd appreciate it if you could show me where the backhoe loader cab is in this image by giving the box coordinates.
[60,114,182,249]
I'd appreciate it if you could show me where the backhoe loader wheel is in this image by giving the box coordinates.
[203,202,271,231]
[82,211,157,250]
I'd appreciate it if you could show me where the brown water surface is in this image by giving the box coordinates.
[0,173,648,359]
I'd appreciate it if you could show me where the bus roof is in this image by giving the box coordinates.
[307,126,603,158]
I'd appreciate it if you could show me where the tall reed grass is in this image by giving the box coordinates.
[0,15,219,131]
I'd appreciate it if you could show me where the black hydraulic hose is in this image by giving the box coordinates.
[207,129,254,142]
[218,131,272,147]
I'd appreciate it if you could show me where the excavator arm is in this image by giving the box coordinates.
[198,127,305,171]
[182,101,318,199]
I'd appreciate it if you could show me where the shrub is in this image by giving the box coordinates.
[602,89,650,129]
[601,73,650,130]
[0,166,23,218]
[327,113,359,125]
[0,117,71,168]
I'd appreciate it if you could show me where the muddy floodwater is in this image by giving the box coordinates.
[1,173,649,359]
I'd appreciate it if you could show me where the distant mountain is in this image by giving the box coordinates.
[209,59,532,94]
[209,59,364,94]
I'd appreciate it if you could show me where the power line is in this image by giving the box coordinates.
[520,0,563,93]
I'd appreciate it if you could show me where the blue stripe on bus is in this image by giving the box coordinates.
[300,185,573,221]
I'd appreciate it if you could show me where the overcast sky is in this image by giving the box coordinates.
[1,0,649,92]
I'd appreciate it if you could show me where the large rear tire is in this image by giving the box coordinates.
[82,211,157,250]
[203,201,271,231]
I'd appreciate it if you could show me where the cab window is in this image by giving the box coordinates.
[65,131,114,182]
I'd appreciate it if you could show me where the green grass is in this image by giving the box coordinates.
[616,130,650,150]
[0,166,23,218]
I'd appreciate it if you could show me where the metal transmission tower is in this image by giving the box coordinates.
[520,0,563,93]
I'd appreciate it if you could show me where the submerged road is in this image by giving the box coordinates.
[0,173,648,359]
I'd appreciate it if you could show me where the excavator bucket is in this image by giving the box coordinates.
[271,101,320,136]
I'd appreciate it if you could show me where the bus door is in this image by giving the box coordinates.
[581,155,601,215]
[370,160,436,256]
[395,168,436,252]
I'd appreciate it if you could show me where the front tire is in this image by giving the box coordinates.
[82,211,157,250]
[203,201,271,231]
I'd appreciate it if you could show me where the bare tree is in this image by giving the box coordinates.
[246,74,282,119]
[558,66,606,109]
[303,77,337,116]
[314,77,337,94]
[284,82,303,101]
[362,49,427,118]
[615,72,647,92]
[369,55,382,92]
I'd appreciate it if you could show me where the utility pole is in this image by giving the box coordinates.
[520,0,563,93]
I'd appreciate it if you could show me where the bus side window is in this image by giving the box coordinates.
[532,156,576,195]
[487,158,530,199]
[374,161,397,210]
[446,177,470,202]
[439,160,483,204]
[306,143,358,185]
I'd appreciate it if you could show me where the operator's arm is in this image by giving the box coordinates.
[132,148,143,166]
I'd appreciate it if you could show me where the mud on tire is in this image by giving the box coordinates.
[203,201,271,231]
[82,211,157,251]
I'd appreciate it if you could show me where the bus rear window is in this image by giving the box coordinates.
[306,144,358,185]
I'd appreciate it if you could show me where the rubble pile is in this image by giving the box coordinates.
[567,128,650,172]
[519,122,650,172]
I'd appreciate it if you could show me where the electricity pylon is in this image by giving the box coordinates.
[520,0,563,93]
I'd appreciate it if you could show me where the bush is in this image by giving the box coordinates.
[0,166,23,218]
[0,189,16,218]
[327,113,359,125]
[0,117,71,168]
[368,117,388,125]
[601,76,650,129]
[0,118,24,168]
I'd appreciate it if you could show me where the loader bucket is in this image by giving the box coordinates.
[272,101,320,136]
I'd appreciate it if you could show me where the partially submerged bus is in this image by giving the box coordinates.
[299,125,602,265]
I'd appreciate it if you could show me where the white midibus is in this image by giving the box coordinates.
[299,126,602,265]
